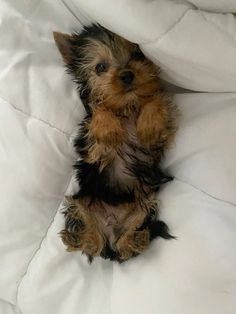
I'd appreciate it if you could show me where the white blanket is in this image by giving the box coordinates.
[0,1,236,313]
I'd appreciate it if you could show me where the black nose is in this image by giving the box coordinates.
[120,70,134,85]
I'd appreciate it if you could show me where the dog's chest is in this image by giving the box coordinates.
[107,114,150,187]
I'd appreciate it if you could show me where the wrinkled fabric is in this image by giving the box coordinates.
[0,1,236,314]
[64,0,236,92]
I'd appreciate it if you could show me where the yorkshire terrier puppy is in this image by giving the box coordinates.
[53,24,177,262]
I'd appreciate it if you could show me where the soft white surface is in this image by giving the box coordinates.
[65,0,236,92]
[0,1,236,314]
[186,0,236,12]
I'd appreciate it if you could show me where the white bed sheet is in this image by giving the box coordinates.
[0,1,236,313]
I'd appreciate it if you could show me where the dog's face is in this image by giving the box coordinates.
[54,25,159,112]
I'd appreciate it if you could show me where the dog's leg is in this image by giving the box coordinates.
[137,96,171,148]
[115,208,150,261]
[116,229,150,261]
[89,106,125,148]
[85,106,125,168]
[85,108,125,170]
[60,197,105,257]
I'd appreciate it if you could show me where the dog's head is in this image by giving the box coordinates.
[53,24,160,112]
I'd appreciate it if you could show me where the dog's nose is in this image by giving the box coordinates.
[120,70,134,85]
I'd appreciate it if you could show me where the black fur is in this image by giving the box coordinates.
[128,155,173,190]
[65,25,115,106]
[72,112,173,205]
[61,24,175,262]
[74,160,135,205]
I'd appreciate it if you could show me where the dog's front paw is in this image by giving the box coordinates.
[89,107,125,148]
[137,99,168,148]
[97,127,124,148]
[137,121,164,148]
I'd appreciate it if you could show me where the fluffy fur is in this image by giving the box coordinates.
[53,24,178,262]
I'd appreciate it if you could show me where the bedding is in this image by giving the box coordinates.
[0,0,236,313]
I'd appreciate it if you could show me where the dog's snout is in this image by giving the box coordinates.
[120,70,134,85]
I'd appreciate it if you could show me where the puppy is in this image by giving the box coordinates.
[53,24,177,262]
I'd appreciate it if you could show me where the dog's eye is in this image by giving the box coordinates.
[132,50,145,61]
[95,63,108,74]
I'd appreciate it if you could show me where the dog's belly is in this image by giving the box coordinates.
[93,202,129,247]
[91,199,146,249]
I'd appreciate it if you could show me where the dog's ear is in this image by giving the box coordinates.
[53,31,73,64]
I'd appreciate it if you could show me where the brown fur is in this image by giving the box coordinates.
[85,106,126,169]
[54,25,178,262]
[60,195,154,260]
[60,197,105,255]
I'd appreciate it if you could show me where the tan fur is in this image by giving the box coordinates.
[85,107,126,170]
[116,229,150,261]
[88,107,125,147]
[137,95,169,148]
[54,27,178,262]
[115,206,149,260]
[53,32,72,63]
[85,143,115,171]
[60,195,152,261]
[60,197,105,256]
